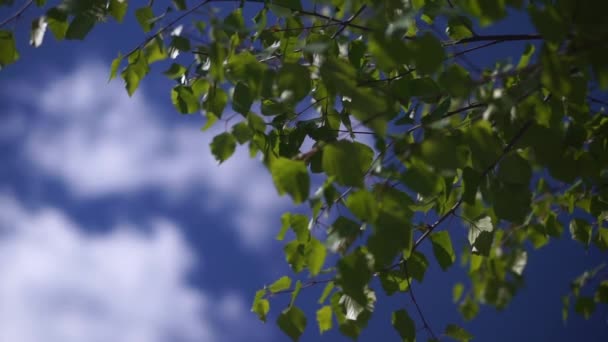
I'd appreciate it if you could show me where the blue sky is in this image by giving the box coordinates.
[1,2,607,341]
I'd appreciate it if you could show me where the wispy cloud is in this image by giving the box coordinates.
[0,193,271,342]
[3,62,288,248]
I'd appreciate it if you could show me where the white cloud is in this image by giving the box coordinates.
[0,193,270,342]
[4,62,288,249]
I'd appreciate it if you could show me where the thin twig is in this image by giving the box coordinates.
[403,261,438,340]
[445,34,542,46]
[124,0,212,59]
[449,40,502,59]
[0,0,34,28]
[331,4,367,39]
[589,96,608,107]
[267,278,334,297]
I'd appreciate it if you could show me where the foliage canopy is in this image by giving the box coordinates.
[2,0,608,340]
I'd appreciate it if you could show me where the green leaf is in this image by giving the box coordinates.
[224,8,245,36]
[277,63,311,104]
[172,0,187,10]
[45,8,68,40]
[462,167,480,204]
[467,216,494,256]
[65,15,95,40]
[210,132,237,163]
[545,213,563,237]
[392,310,415,342]
[594,227,608,251]
[277,306,307,341]
[412,33,445,75]
[497,152,532,185]
[109,0,128,22]
[407,252,429,282]
[439,64,473,98]
[379,270,409,295]
[459,296,480,321]
[453,283,465,302]
[326,216,361,254]
[569,219,592,248]
[447,16,474,40]
[319,281,335,304]
[232,122,252,144]
[337,248,373,306]
[284,240,307,272]
[0,30,18,66]
[419,135,468,170]
[574,297,596,319]
[316,306,333,334]
[144,37,167,63]
[430,231,455,270]
[368,210,413,267]
[596,281,608,303]
[401,161,442,197]
[492,182,532,223]
[466,120,503,171]
[171,85,200,114]
[290,280,302,306]
[322,140,374,187]
[271,0,302,11]
[345,190,379,222]
[121,51,149,96]
[135,6,154,33]
[232,82,254,115]
[445,324,474,342]
[307,238,327,276]
[517,44,535,69]
[163,63,187,79]
[109,53,122,81]
[251,289,270,322]
[277,213,309,242]
[204,86,228,118]
[269,276,292,293]
[529,5,567,44]
[270,158,310,204]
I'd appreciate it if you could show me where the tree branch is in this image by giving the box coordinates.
[445,34,542,46]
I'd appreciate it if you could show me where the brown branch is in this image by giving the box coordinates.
[445,34,542,46]
[0,0,34,28]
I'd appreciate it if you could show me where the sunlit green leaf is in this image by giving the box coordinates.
[210,132,237,163]
[269,276,292,293]
[252,289,270,322]
[270,158,310,204]
[316,306,332,334]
